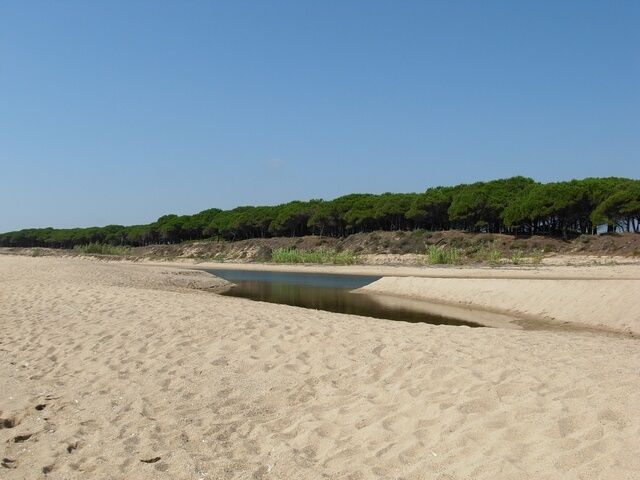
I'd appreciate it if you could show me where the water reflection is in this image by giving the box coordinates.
[205,269,482,328]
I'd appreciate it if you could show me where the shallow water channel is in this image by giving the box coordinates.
[204,269,482,328]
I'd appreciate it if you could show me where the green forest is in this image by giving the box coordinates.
[2,176,639,249]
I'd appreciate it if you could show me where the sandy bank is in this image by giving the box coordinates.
[174,260,640,334]
[359,276,640,336]
[1,256,639,479]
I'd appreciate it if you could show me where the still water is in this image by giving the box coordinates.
[205,268,482,328]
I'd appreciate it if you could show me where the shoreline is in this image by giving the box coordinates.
[358,276,640,336]
[146,257,640,279]
[150,259,640,335]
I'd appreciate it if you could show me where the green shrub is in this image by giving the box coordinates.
[510,249,524,265]
[425,245,461,265]
[73,243,131,256]
[474,247,502,264]
[271,248,358,265]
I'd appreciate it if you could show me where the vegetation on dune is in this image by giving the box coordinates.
[425,246,461,265]
[73,243,132,256]
[1,177,639,250]
[510,249,525,265]
[271,248,358,265]
[472,247,503,264]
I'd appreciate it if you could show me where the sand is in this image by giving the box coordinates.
[360,276,640,335]
[1,255,639,479]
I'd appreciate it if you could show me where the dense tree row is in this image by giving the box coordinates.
[2,177,639,249]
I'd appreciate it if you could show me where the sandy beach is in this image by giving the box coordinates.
[1,255,639,479]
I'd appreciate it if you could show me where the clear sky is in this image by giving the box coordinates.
[1,1,638,232]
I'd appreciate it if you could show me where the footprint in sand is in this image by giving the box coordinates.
[0,415,20,429]
[2,458,17,469]
[12,433,33,443]
[141,456,161,463]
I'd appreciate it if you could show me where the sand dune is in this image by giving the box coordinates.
[1,256,639,479]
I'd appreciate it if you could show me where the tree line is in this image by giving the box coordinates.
[2,176,639,249]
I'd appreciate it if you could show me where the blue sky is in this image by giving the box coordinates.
[1,1,638,232]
